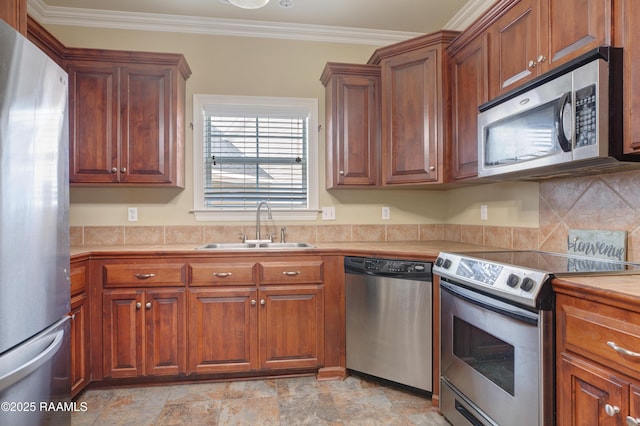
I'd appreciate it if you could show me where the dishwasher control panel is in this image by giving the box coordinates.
[345,256,432,279]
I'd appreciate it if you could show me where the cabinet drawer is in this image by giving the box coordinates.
[259,261,323,285]
[103,263,186,288]
[559,295,640,380]
[70,265,86,296]
[190,263,257,286]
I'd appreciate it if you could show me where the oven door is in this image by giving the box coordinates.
[440,280,542,426]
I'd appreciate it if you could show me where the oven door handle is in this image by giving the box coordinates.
[440,280,539,325]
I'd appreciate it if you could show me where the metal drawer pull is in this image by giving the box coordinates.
[605,404,620,416]
[213,272,232,278]
[627,417,640,426]
[146,302,152,309]
[282,271,301,276]
[136,302,142,309]
[251,300,256,306]
[260,299,265,305]
[135,273,156,280]
[607,341,640,358]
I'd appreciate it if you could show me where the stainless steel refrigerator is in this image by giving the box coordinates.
[0,18,71,426]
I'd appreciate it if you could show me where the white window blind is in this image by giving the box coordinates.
[203,112,308,209]
[192,95,319,221]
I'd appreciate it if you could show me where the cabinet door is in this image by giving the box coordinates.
[0,0,26,35]
[488,0,541,97]
[332,74,379,187]
[103,290,143,378]
[557,353,629,426]
[120,65,175,185]
[187,288,258,374]
[259,286,324,370]
[145,289,186,376]
[622,0,640,153]
[70,293,89,397]
[542,0,612,71]
[449,34,488,181]
[67,63,119,184]
[381,47,442,184]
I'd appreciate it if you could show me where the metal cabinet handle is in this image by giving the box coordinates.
[121,167,127,173]
[607,341,640,358]
[282,271,300,276]
[528,59,537,68]
[213,272,232,278]
[429,166,435,171]
[145,302,152,309]
[111,167,118,173]
[537,54,547,63]
[136,302,142,309]
[260,299,265,305]
[135,273,156,280]
[251,299,256,306]
[605,404,621,417]
[627,417,640,426]
[339,170,345,175]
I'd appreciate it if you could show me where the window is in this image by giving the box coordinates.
[192,95,319,221]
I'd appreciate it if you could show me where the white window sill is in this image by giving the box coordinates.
[192,210,320,222]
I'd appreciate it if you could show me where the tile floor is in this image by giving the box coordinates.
[71,374,450,425]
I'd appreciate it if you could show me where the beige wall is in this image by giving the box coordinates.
[48,24,539,229]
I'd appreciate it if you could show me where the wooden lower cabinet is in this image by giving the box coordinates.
[188,288,258,374]
[558,353,629,426]
[259,285,324,370]
[556,290,640,425]
[70,262,90,397]
[103,288,186,378]
[187,285,324,374]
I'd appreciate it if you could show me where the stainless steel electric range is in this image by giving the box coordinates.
[433,250,640,426]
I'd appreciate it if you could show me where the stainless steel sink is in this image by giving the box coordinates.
[197,242,314,250]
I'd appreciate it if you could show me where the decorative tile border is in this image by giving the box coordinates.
[70,223,540,251]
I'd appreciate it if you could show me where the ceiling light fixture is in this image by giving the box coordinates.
[228,0,270,9]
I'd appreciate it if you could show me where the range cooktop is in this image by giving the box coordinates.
[433,250,640,309]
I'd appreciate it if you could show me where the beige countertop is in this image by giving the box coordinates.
[70,240,497,259]
[70,240,640,302]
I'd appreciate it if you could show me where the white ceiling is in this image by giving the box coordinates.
[29,0,492,45]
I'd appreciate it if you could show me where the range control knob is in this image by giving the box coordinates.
[506,274,520,288]
[435,257,443,267]
[521,277,535,292]
[443,259,453,269]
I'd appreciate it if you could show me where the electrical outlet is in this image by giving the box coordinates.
[382,206,391,220]
[480,204,488,221]
[321,207,336,220]
[127,207,138,222]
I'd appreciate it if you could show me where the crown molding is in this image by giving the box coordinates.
[26,0,425,46]
[443,0,493,31]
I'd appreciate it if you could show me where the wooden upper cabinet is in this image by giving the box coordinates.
[488,0,541,97]
[448,33,489,181]
[488,0,613,98]
[371,31,458,186]
[542,0,613,71]
[67,63,119,184]
[621,0,640,153]
[0,0,26,35]
[67,52,190,187]
[321,63,380,188]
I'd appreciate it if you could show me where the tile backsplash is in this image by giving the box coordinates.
[70,170,640,262]
[539,169,640,262]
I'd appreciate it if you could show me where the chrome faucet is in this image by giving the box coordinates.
[255,201,272,241]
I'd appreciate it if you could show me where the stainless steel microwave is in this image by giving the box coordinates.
[477,46,637,181]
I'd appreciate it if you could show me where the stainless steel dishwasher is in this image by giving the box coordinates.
[345,256,433,392]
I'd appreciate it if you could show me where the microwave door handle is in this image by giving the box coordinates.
[555,92,572,152]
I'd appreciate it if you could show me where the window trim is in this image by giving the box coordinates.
[192,94,319,221]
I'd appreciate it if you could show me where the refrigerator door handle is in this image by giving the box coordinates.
[0,316,69,391]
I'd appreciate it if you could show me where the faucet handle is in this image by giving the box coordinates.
[239,233,246,243]
[280,226,286,243]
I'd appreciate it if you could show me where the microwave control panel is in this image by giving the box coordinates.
[575,84,597,148]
